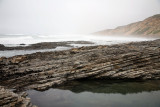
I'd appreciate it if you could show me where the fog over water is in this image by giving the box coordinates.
[0,0,160,34]
[0,34,153,45]
[0,1,160,106]
[0,0,159,57]
[0,34,154,57]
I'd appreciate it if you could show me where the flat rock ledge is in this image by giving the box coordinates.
[0,39,160,107]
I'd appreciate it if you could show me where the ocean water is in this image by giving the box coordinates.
[0,34,153,45]
[0,46,71,58]
[27,80,160,107]
[0,34,154,57]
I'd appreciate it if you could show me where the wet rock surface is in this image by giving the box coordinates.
[0,39,160,107]
[0,86,36,107]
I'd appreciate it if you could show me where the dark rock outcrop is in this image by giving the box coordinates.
[0,41,93,51]
[20,43,26,46]
[0,39,160,106]
[0,44,5,50]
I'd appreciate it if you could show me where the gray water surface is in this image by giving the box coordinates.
[0,46,71,58]
[27,80,160,107]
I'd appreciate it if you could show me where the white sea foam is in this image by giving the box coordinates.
[0,34,155,57]
[0,34,153,45]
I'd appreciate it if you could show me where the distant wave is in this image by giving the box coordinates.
[0,36,34,44]
[0,34,153,45]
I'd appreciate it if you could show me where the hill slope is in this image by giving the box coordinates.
[94,14,160,36]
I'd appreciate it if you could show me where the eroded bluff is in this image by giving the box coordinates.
[0,39,160,107]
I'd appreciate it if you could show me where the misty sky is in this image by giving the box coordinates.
[0,0,160,35]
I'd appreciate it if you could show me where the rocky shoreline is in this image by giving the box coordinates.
[0,41,93,51]
[0,39,160,107]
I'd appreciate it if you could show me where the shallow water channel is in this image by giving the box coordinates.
[27,80,160,107]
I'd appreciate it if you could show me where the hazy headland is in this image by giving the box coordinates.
[0,0,160,107]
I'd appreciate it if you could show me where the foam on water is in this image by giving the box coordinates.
[0,34,153,45]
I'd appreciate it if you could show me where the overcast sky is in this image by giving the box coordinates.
[0,0,160,35]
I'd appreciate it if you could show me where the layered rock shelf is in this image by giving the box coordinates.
[0,86,36,107]
[0,39,160,107]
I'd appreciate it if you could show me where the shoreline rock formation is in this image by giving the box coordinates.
[0,41,93,51]
[0,39,160,106]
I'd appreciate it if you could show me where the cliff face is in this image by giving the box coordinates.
[94,14,160,36]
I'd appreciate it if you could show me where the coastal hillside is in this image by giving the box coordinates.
[94,14,160,36]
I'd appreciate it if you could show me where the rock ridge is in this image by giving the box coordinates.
[0,39,160,106]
